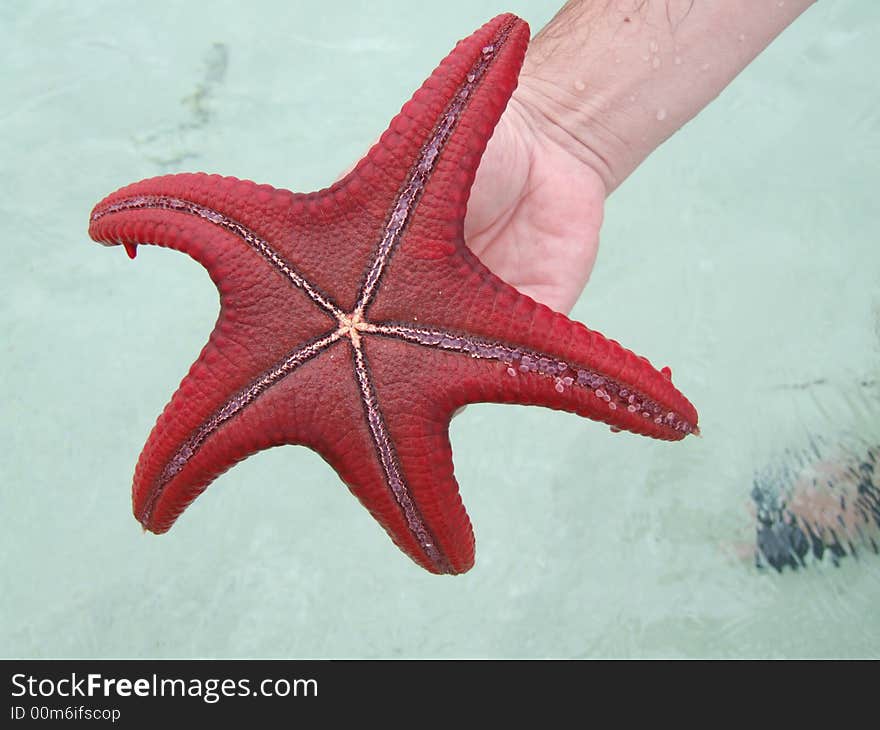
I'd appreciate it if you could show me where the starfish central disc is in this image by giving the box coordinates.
[337,312,375,345]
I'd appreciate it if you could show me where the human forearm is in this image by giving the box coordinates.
[515,0,816,193]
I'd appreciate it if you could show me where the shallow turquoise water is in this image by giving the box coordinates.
[1,0,878,658]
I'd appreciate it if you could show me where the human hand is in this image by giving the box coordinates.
[467,0,815,317]
[465,93,606,316]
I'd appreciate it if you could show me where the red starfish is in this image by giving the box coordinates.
[88,14,698,575]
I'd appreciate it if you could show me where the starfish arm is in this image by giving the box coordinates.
[132,333,344,531]
[89,173,343,316]
[370,287,698,441]
[332,14,529,315]
[356,337,475,574]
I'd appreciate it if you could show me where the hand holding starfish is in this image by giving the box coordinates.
[467,0,816,315]
[87,4,818,573]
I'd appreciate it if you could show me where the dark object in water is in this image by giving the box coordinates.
[752,443,879,572]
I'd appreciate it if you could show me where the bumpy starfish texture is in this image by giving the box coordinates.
[88,14,698,574]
